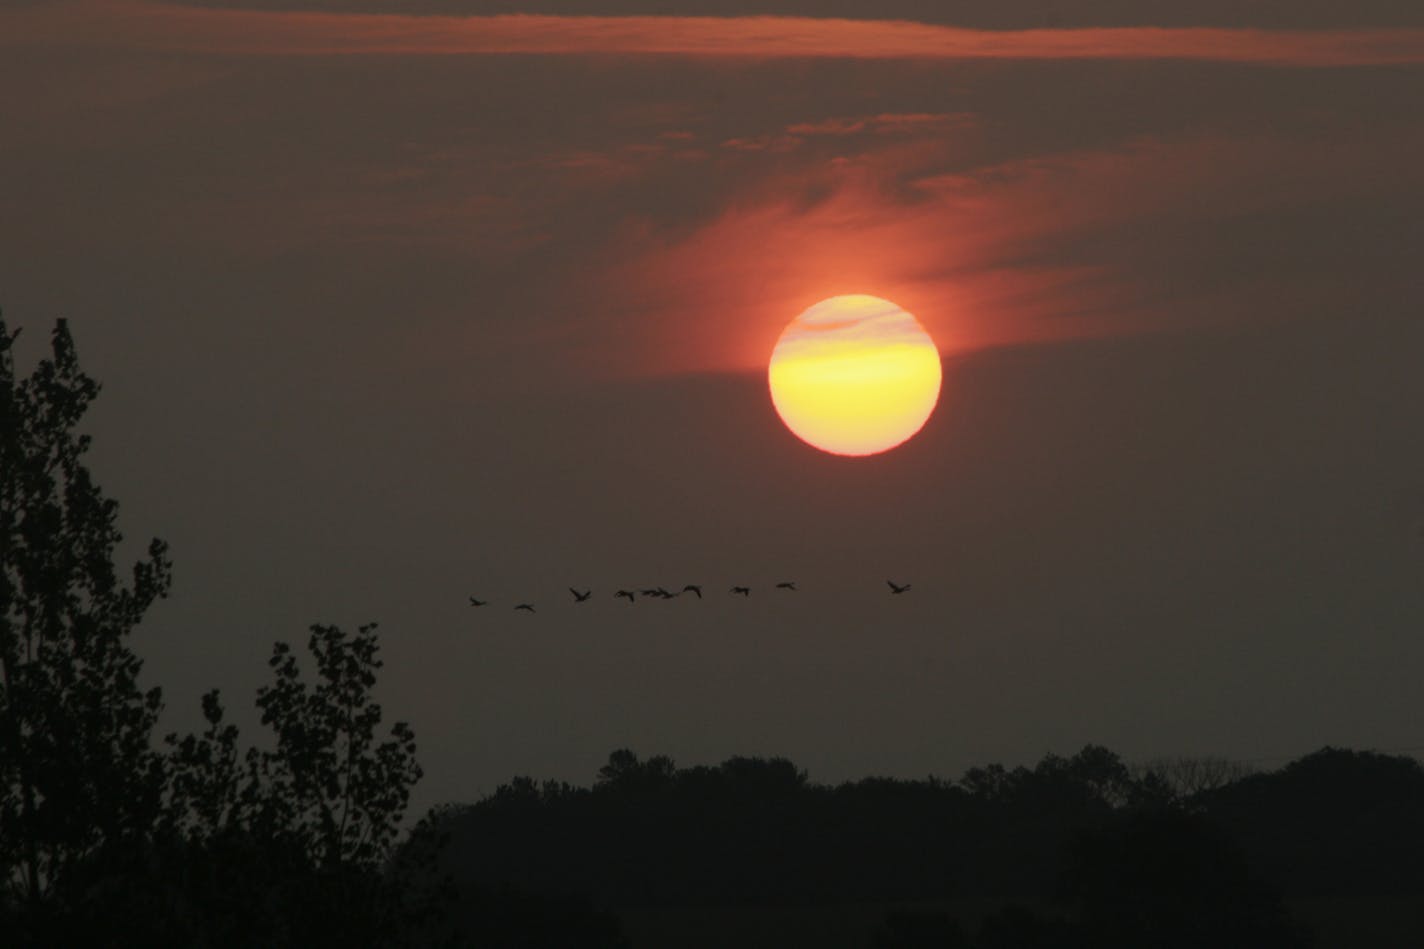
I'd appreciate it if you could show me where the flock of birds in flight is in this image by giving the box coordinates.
[470,581,914,613]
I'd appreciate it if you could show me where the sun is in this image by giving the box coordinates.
[768,295,942,457]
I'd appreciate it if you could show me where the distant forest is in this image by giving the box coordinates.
[420,744,1424,948]
[5,318,1423,948]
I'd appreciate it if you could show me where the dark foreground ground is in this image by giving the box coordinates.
[615,895,1424,949]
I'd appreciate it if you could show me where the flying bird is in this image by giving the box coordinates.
[569,587,592,602]
[775,581,798,591]
[514,603,536,612]
[730,586,751,597]
[887,580,911,595]
[682,584,703,598]
[615,590,636,602]
[468,596,488,607]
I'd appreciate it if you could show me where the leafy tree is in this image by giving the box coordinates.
[252,623,422,872]
[1202,747,1424,898]
[0,317,172,913]
[1136,755,1257,803]
[165,627,424,872]
[1,318,430,945]
[161,624,427,946]
[595,748,676,793]
[164,689,248,844]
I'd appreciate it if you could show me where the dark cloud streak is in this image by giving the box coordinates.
[171,0,1424,31]
[7,1,1424,66]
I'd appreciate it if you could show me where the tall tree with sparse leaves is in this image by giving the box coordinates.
[0,316,172,910]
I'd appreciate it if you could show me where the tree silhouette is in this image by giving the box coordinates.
[1059,807,1310,948]
[1203,747,1424,899]
[0,318,172,919]
[253,623,422,872]
[1136,755,1257,803]
[1,318,433,946]
[158,626,427,946]
[595,748,677,794]
[164,689,248,844]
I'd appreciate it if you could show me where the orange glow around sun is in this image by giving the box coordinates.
[768,295,942,457]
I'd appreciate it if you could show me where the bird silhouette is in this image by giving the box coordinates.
[887,580,911,594]
[569,587,592,602]
[731,586,751,597]
[776,581,798,591]
[514,603,536,612]
[468,596,488,607]
[682,584,703,598]
[615,590,636,602]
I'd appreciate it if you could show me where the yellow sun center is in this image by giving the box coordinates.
[768,295,942,457]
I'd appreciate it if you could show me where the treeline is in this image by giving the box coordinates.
[421,745,1424,947]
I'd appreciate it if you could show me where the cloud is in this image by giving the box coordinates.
[587,122,1424,375]
[6,0,1424,66]
[787,112,972,137]
[721,135,801,153]
[719,112,973,155]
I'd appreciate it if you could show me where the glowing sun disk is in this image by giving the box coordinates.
[768,295,942,457]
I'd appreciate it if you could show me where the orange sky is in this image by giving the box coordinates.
[8,0,1424,66]
[593,123,1424,373]
[8,0,1420,379]
[2,0,1423,816]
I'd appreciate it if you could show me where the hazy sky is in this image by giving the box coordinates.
[3,0,1423,815]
